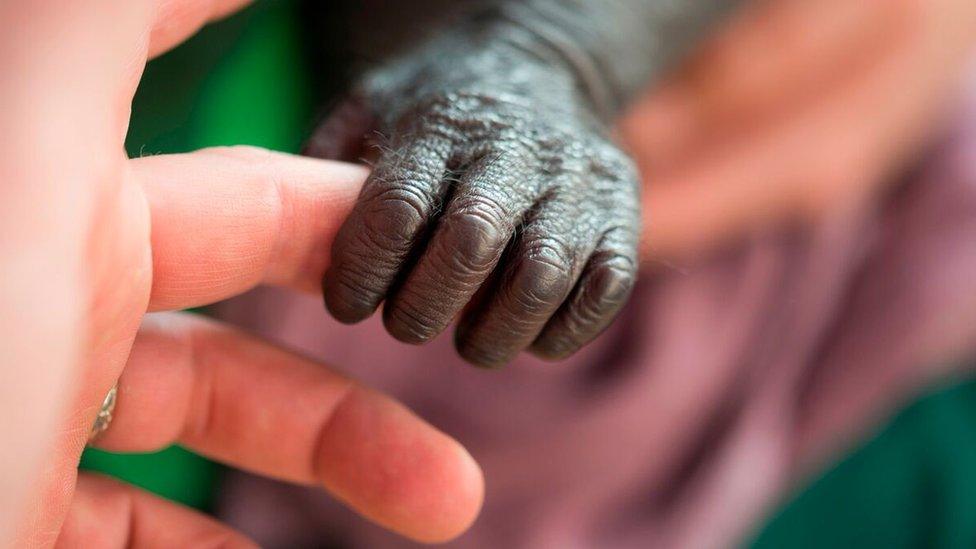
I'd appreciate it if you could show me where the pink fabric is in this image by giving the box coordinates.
[213,85,976,548]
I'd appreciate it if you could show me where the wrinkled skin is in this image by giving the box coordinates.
[307,0,739,367]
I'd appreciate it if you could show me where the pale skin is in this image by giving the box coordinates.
[625,0,976,260]
[0,1,481,547]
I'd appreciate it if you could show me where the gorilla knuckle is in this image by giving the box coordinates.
[583,252,637,314]
[510,242,574,315]
[443,197,511,266]
[360,185,432,246]
[590,146,639,183]
[531,333,578,361]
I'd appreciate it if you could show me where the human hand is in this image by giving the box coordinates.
[307,22,641,368]
[0,2,482,546]
[621,0,976,260]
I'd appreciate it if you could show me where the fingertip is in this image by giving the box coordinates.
[382,304,439,345]
[408,441,485,544]
[528,337,578,362]
[322,293,372,325]
[321,270,380,324]
[454,329,513,369]
[315,388,484,543]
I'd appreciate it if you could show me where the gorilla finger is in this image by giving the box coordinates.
[455,200,592,367]
[62,474,257,549]
[383,154,537,343]
[322,136,452,323]
[531,229,638,360]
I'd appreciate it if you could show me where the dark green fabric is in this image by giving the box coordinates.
[748,377,976,549]
[80,0,314,511]
[123,0,313,156]
[83,2,976,546]
[80,446,219,510]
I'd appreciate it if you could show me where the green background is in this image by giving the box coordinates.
[83,2,976,545]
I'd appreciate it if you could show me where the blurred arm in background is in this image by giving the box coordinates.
[622,0,976,261]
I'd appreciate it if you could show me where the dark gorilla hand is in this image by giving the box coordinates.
[308,32,639,367]
[306,1,738,367]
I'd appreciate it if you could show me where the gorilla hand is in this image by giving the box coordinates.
[307,24,640,368]
[307,0,738,366]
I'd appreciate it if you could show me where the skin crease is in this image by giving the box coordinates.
[308,0,743,368]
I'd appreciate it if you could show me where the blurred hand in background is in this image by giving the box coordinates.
[0,1,481,546]
[623,0,976,260]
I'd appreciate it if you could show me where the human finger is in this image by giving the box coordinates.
[147,0,254,58]
[92,312,483,543]
[57,474,256,548]
[131,146,367,311]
